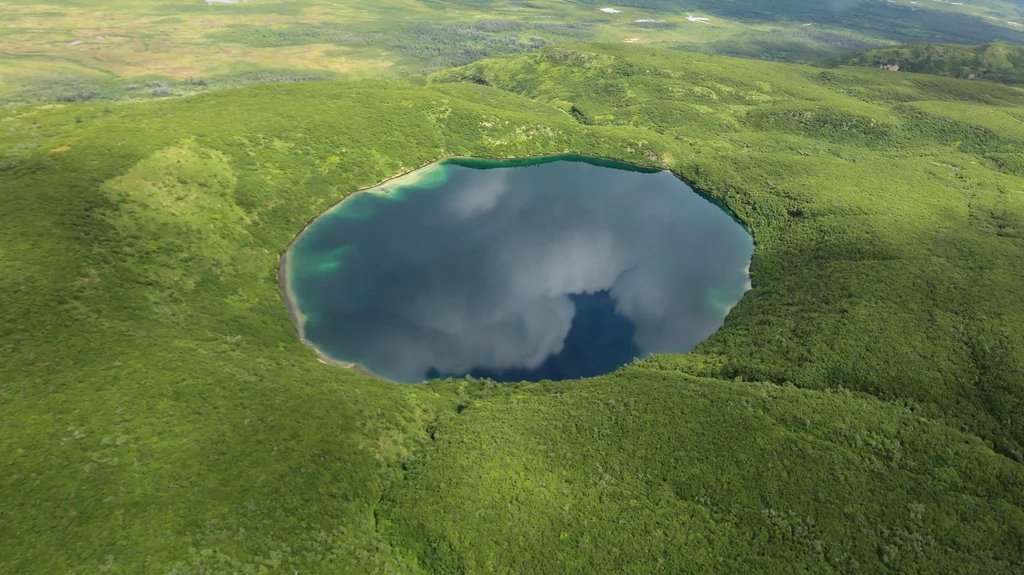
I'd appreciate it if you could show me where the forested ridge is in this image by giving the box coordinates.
[825,43,1024,86]
[1,45,1023,573]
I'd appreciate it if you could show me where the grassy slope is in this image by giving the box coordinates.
[1,45,1023,572]
[381,372,1024,573]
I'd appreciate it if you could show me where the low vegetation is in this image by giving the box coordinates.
[3,0,1023,105]
[2,43,1023,572]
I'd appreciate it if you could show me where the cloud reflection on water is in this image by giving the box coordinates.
[288,159,753,383]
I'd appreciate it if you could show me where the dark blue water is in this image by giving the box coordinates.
[283,156,753,383]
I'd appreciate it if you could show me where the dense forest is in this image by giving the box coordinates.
[2,44,1023,573]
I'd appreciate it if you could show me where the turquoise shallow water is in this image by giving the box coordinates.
[284,156,754,383]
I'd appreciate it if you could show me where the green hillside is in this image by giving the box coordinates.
[825,43,1024,86]
[2,45,1024,572]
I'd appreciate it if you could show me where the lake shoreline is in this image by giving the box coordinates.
[278,248,402,383]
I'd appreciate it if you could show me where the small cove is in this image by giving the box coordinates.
[282,155,754,383]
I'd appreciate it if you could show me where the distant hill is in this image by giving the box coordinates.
[825,43,1024,86]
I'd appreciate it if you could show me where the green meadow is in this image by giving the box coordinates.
[3,0,1024,105]
[2,42,1023,572]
